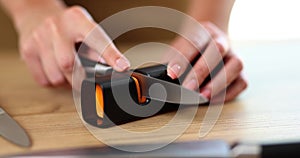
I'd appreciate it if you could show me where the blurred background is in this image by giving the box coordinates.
[229,0,300,41]
[0,4,18,50]
[0,0,188,51]
[0,0,299,51]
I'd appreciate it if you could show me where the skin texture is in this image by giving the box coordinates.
[0,0,247,102]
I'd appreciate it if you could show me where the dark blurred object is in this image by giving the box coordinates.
[6,139,300,158]
[6,140,232,158]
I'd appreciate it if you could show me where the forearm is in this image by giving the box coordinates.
[0,0,66,33]
[187,0,235,33]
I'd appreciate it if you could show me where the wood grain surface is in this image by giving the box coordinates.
[1,41,300,156]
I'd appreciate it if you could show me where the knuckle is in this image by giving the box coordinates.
[236,59,244,72]
[194,62,209,80]
[43,17,58,32]
[202,21,225,39]
[62,6,93,38]
[58,56,74,72]
[20,42,35,60]
[202,22,216,31]
[225,96,234,102]
[31,31,48,56]
[240,78,248,90]
[36,78,50,87]
[51,76,65,86]
[232,56,244,72]
[64,6,88,20]
[31,31,41,44]
[202,21,214,28]
[31,31,42,44]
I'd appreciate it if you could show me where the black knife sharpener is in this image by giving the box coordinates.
[81,64,181,128]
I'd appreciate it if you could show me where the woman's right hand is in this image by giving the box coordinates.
[17,5,130,87]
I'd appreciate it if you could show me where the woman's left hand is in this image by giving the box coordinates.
[165,22,247,102]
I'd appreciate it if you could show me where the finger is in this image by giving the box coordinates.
[224,75,248,102]
[20,38,50,86]
[40,44,67,86]
[200,53,244,98]
[182,23,231,90]
[61,6,130,71]
[213,75,248,102]
[27,57,50,87]
[36,20,67,86]
[182,41,227,90]
[166,37,207,79]
[51,18,75,84]
[202,22,230,53]
[166,22,229,80]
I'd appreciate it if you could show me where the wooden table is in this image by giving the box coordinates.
[1,41,300,156]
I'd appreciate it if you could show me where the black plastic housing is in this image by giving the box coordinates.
[81,64,180,128]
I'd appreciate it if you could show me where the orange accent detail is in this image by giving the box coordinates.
[132,76,147,104]
[95,85,104,118]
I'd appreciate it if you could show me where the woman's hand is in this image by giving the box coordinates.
[17,5,130,87]
[166,22,247,102]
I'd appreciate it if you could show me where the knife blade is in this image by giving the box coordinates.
[0,107,31,147]
[131,72,208,105]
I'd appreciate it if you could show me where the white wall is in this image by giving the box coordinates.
[229,0,300,41]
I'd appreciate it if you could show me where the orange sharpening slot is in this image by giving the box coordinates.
[95,85,104,118]
[132,76,147,104]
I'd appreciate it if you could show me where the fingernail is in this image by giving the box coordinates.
[201,89,211,99]
[167,64,181,79]
[116,57,130,71]
[183,79,197,90]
